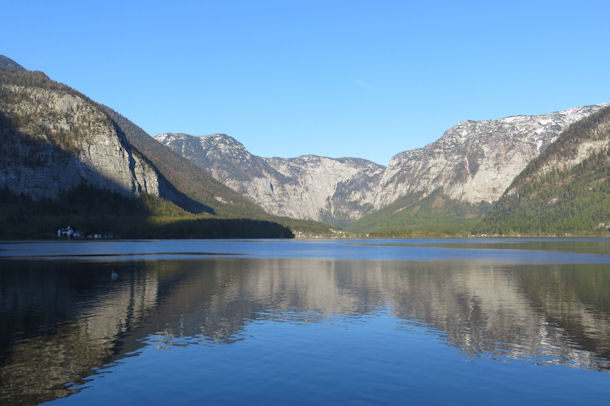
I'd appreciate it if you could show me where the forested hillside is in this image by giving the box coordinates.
[348,189,490,235]
[477,106,610,235]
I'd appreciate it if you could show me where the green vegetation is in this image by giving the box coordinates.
[477,106,610,236]
[0,185,294,239]
[347,189,490,235]
[475,150,610,235]
[349,107,610,238]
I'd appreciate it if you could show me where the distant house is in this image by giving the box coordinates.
[57,226,74,238]
[57,226,81,239]
[57,227,110,239]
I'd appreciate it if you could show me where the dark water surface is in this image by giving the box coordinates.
[1,239,609,405]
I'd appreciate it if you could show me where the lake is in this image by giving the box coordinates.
[1,239,609,405]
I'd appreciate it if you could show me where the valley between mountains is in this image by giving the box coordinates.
[156,104,609,235]
[1,54,609,238]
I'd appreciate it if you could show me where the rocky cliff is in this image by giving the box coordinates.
[0,56,286,223]
[479,105,610,234]
[374,105,607,209]
[156,133,385,226]
[0,61,161,200]
[157,105,605,228]
[4,53,605,231]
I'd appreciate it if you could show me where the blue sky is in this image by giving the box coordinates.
[3,0,610,165]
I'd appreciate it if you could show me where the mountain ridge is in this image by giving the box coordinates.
[0,66,162,201]
[0,58,289,219]
[2,54,608,235]
[478,105,610,234]
[0,55,323,237]
[157,104,607,229]
[0,55,26,71]
[156,132,385,227]
[374,104,607,209]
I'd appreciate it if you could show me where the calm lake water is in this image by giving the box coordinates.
[1,239,609,405]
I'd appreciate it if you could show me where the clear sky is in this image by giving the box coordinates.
[3,0,610,165]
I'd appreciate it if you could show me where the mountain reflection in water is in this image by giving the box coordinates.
[0,257,609,404]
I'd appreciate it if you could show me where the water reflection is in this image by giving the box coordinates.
[0,258,609,404]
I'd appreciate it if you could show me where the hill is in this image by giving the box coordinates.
[347,189,490,235]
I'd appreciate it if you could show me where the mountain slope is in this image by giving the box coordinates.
[374,105,607,210]
[100,121,330,232]
[0,65,162,200]
[346,105,607,233]
[0,55,26,71]
[0,56,285,220]
[0,56,329,236]
[478,105,610,234]
[157,105,606,232]
[102,110,275,219]
[348,189,491,234]
[155,132,385,227]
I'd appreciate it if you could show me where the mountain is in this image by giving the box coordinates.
[158,106,606,232]
[347,105,608,233]
[478,105,610,234]
[0,64,163,201]
[0,55,26,71]
[0,56,291,218]
[0,56,311,237]
[156,133,385,227]
[4,53,605,236]
[101,110,280,219]
[373,105,606,209]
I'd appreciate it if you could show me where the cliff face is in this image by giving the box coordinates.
[506,105,610,187]
[157,105,606,226]
[2,53,606,229]
[373,105,607,209]
[156,133,385,226]
[0,57,276,221]
[480,105,610,233]
[0,68,160,200]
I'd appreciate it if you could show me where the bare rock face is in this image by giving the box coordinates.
[373,105,607,209]
[0,80,160,199]
[264,155,383,224]
[157,104,606,225]
[504,105,610,198]
[155,133,384,226]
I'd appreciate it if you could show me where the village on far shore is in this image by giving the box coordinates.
[57,226,113,240]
